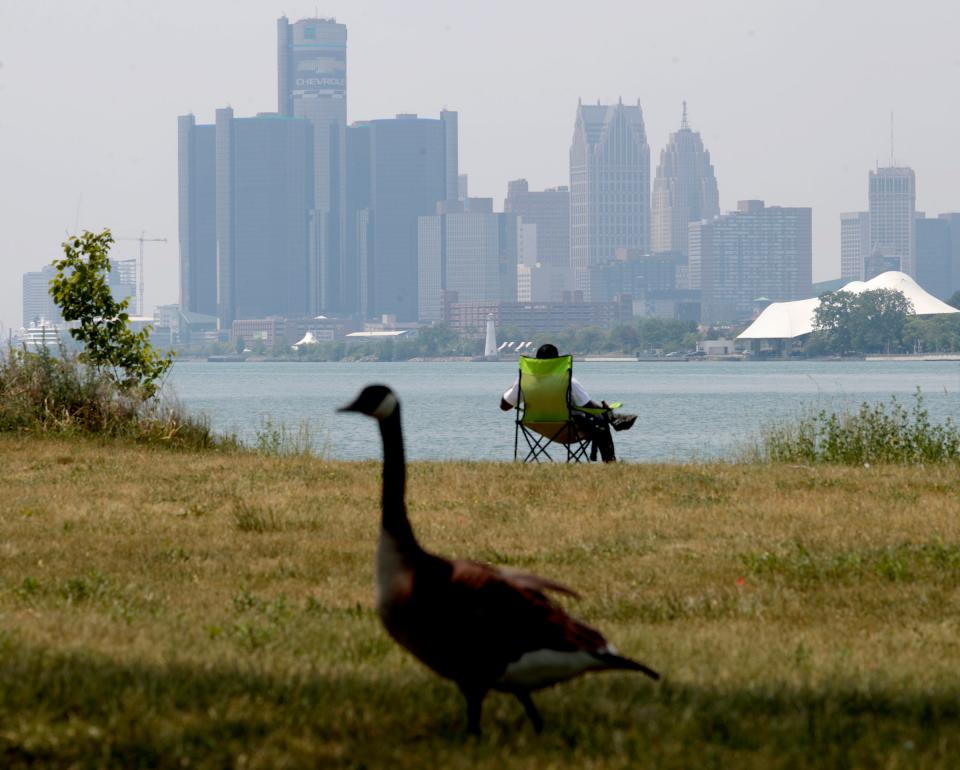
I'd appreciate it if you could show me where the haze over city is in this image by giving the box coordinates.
[2,0,960,332]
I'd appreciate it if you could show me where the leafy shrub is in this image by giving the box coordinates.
[750,390,960,464]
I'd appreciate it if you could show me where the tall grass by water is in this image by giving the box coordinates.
[0,346,232,450]
[749,390,960,465]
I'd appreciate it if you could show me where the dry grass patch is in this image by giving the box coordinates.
[1,435,960,768]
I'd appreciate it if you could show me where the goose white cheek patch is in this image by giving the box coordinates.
[372,392,399,420]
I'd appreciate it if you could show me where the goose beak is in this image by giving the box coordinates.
[337,399,360,413]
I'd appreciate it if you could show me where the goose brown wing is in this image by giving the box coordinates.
[437,560,608,677]
[493,566,581,598]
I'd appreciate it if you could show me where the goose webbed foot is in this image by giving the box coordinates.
[515,691,544,733]
[461,687,487,736]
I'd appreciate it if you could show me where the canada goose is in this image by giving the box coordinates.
[339,384,659,734]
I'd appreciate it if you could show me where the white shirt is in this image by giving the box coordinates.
[502,376,592,408]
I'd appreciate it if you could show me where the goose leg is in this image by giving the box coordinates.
[461,687,486,735]
[515,691,544,733]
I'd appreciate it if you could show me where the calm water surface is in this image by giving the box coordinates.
[165,361,960,461]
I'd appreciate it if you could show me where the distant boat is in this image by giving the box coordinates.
[19,320,62,351]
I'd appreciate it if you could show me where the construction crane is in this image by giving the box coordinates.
[117,232,167,315]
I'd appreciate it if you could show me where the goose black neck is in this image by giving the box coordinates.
[378,406,419,553]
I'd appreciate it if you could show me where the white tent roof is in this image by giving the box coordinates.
[738,271,958,340]
[293,331,319,347]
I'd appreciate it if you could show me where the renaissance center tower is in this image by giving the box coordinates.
[278,16,350,313]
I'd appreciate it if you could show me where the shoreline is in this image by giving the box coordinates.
[173,354,960,364]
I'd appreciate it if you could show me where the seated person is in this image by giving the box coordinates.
[499,343,636,462]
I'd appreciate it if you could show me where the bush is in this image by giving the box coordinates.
[0,345,232,450]
[50,229,172,396]
[750,390,960,465]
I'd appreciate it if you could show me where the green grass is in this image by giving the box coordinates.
[2,436,960,768]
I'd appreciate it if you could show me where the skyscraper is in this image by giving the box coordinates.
[915,216,953,299]
[504,179,570,268]
[418,198,518,323]
[178,114,217,316]
[213,108,314,325]
[651,103,719,259]
[689,200,812,323]
[278,16,348,314]
[869,166,916,277]
[21,265,60,328]
[347,112,458,321]
[588,249,677,304]
[840,211,870,282]
[23,259,139,328]
[937,213,960,296]
[569,99,650,299]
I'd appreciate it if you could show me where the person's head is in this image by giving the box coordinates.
[535,343,559,359]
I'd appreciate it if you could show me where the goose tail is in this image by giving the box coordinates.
[595,650,660,681]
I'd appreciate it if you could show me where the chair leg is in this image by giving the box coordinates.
[521,428,554,463]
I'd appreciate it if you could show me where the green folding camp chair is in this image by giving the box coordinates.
[512,355,618,463]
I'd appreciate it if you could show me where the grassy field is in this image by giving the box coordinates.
[1,435,960,768]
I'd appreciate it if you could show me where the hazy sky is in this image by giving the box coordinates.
[2,0,959,333]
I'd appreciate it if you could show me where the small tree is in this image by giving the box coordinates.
[50,229,172,397]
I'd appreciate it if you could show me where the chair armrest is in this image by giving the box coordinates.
[572,402,622,417]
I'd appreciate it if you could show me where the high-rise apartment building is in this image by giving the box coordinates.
[347,111,458,321]
[840,211,871,282]
[417,198,518,323]
[180,109,314,326]
[869,166,916,277]
[569,100,650,298]
[651,103,719,259]
[689,200,812,323]
[915,216,953,299]
[504,179,570,268]
[109,259,138,313]
[278,16,348,314]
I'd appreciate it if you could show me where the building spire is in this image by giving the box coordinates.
[681,100,689,130]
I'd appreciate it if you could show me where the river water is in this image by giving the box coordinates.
[165,360,960,462]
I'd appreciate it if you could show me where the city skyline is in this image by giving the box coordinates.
[3,1,960,332]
